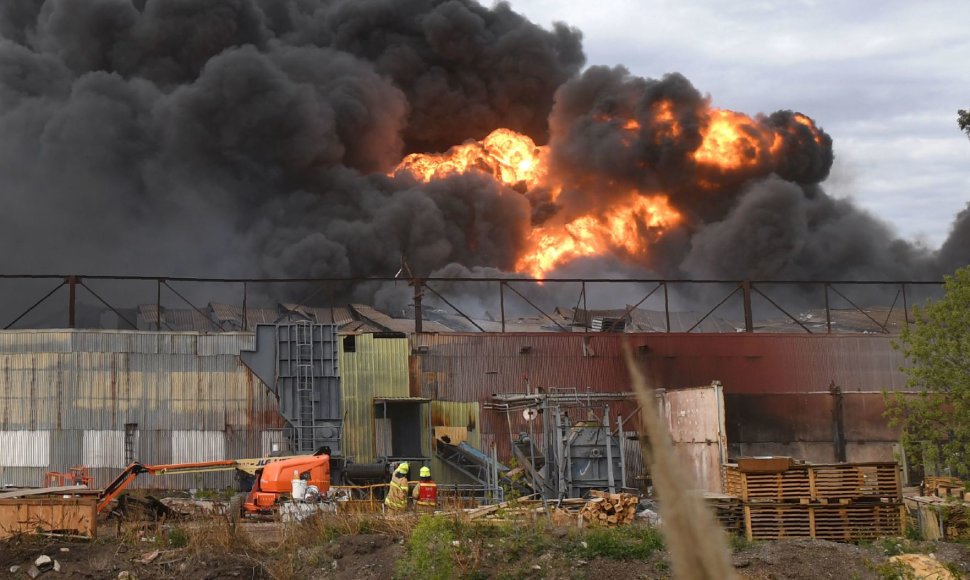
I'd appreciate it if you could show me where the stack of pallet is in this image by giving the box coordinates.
[722,459,904,542]
[579,490,640,526]
[703,492,744,535]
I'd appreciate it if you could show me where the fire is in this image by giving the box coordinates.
[515,195,681,279]
[393,130,684,277]
[693,109,766,169]
[391,106,824,278]
[393,128,546,189]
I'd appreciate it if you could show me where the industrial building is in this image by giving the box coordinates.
[0,302,915,492]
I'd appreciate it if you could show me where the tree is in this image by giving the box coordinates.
[886,266,970,476]
[960,109,970,140]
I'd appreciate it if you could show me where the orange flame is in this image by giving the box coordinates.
[391,107,824,278]
[515,194,681,279]
[393,130,684,277]
[393,128,546,189]
[693,109,766,169]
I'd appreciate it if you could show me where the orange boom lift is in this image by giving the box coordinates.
[97,451,331,516]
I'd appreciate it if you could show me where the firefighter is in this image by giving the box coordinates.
[384,462,409,512]
[412,466,437,512]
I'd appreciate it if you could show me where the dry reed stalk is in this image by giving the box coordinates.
[624,342,737,579]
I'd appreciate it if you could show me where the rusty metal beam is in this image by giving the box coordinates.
[881,288,901,330]
[242,281,248,331]
[827,285,889,333]
[618,283,664,329]
[0,273,945,285]
[78,281,137,329]
[423,282,485,332]
[824,283,832,334]
[503,282,569,332]
[663,282,670,333]
[161,281,223,331]
[156,279,162,331]
[686,284,741,333]
[67,276,77,328]
[412,278,424,334]
[499,281,506,333]
[3,281,65,329]
[741,281,753,332]
[750,285,812,334]
[901,283,910,327]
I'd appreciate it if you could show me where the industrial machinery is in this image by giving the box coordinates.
[97,450,331,515]
[487,390,631,501]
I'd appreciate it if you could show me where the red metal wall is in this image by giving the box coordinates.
[410,333,907,398]
[409,333,909,467]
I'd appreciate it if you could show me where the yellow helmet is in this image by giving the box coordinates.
[420,466,431,478]
[397,462,409,474]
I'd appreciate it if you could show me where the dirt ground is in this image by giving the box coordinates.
[1,525,968,579]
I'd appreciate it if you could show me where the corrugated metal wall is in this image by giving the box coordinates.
[409,332,909,476]
[409,333,907,397]
[0,330,284,489]
[0,329,911,491]
[339,334,416,464]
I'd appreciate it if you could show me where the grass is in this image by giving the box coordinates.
[576,524,665,560]
[387,511,667,578]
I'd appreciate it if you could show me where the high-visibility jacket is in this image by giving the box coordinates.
[412,480,438,507]
[384,472,409,511]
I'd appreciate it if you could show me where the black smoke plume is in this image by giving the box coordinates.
[0,0,966,314]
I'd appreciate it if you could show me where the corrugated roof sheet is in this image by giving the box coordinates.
[350,304,452,334]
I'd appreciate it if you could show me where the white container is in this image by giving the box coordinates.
[291,470,307,501]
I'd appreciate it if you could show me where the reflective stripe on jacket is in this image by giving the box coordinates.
[384,474,409,510]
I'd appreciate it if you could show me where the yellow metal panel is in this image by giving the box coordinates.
[430,400,482,485]
[339,334,410,463]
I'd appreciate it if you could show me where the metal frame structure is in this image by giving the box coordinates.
[0,274,944,334]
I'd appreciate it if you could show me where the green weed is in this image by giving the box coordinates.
[577,524,664,561]
[396,516,456,580]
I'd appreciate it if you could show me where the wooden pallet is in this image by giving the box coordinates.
[813,464,901,500]
[744,502,904,542]
[724,462,901,503]
[723,465,811,502]
[704,492,743,534]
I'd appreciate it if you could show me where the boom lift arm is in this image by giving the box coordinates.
[97,450,333,515]
[98,460,238,513]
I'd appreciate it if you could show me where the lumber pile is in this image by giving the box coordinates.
[579,490,639,526]
[924,475,965,499]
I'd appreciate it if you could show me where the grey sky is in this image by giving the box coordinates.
[506,0,970,249]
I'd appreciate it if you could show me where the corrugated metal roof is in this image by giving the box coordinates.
[279,304,355,325]
[210,303,279,327]
[350,304,452,334]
